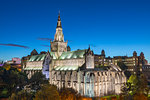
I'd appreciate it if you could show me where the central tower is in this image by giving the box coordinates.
[50,12,67,58]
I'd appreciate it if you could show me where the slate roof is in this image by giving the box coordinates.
[54,66,79,71]
[24,66,42,70]
[28,49,86,62]
[28,54,46,62]
[28,52,57,62]
[26,50,86,71]
[59,49,86,59]
[49,52,57,59]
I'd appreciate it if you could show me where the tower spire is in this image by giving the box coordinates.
[57,11,62,28]
[54,11,64,42]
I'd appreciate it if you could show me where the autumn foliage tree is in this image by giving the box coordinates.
[133,93,148,100]
[59,88,82,100]
[9,90,33,100]
[33,84,60,100]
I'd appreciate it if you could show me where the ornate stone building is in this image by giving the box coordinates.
[23,13,126,97]
[95,50,147,72]
[50,47,126,97]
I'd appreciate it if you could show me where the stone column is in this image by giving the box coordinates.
[84,72,87,96]
[101,76,104,96]
[77,71,81,93]
[97,74,100,96]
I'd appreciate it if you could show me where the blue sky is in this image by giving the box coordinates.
[0,0,150,62]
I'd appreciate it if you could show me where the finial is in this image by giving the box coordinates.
[88,44,91,50]
[59,10,60,16]
[56,10,62,28]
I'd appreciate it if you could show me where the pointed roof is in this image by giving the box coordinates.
[101,49,105,56]
[133,51,137,57]
[86,46,94,55]
[87,45,90,52]
[31,49,38,55]
[56,11,62,28]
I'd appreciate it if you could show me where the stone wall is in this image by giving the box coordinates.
[50,70,126,97]
[53,58,85,67]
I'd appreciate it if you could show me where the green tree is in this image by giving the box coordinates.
[6,68,28,93]
[121,74,149,99]
[0,66,28,97]
[28,72,49,91]
[34,84,60,100]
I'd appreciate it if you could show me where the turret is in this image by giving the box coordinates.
[101,49,105,56]
[133,51,137,57]
[67,46,71,51]
[140,52,144,59]
[140,52,145,65]
[85,46,94,69]
[101,49,105,66]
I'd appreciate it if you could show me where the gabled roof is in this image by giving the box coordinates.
[31,49,38,55]
[59,49,86,60]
